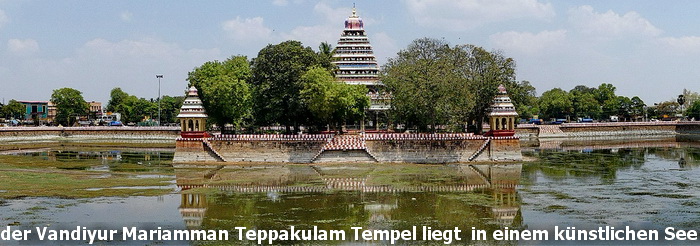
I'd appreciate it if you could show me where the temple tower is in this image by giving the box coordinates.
[486,84,518,136]
[177,86,209,138]
[332,6,390,114]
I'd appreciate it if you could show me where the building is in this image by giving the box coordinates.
[87,101,102,120]
[332,7,391,128]
[486,85,519,137]
[18,101,49,121]
[177,86,209,138]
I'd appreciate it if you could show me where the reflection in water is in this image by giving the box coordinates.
[520,144,700,239]
[176,164,522,244]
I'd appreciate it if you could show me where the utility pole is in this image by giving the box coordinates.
[156,74,163,126]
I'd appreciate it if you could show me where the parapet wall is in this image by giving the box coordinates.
[174,134,522,164]
[516,122,700,139]
[0,126,179,141]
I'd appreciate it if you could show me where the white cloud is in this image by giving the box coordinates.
[0,9,8,28]
[659,36,700,53]
[490,30,567,54]
[7,39,39,56]
[120,11,133,22]
[404,0,555,31]
[313,2,351,23]
[371,32,399,65]
[272,0,288,6]
[1,38,220,102]
[222,16,273,42]
[568,5,661,39]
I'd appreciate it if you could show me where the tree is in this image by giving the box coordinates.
[2,100,24,120]
[300,66,369,130]
[187,56,253,129]
[51,88,88,126]
[382,38,516,133]
[317,42,336,71]
[159,95,185,124]
[382,38,464,132]
[629,96,645,121]
[504,80,537,119]
[686,100,700,120]
[251,41,323,132]
[594,83,616,104]
[570,90,601,119]
[655,101,679,119]
[538,88,572,120]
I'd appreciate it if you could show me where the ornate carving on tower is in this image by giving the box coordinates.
[332,7,390,112]
[177,86,210,138]
[486,84,519,137]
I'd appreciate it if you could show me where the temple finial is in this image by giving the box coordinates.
[352,3,357,17]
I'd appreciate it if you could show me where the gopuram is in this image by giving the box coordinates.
[332,7,390,128]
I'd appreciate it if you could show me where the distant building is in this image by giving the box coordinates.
[18,101,49,121]
[88,101,102,120]
[47,102,57,122]
[88,101,102,114]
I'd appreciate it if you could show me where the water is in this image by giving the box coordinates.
[0,140,698,245]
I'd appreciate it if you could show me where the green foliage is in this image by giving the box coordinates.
[300,67,369,130]
[187,56,253,129]
[538,88,572,119]
[106,88,181,124]
[504,80,537,119]
[382,38,515,133]
[2,99,24,120]
[159,95,185,124]
[51,88,88,126]
[655,101,679,118]
[687,100,700,120]
[570,89,601,119]
[317,42,336,71]
[594,83,616,104]
[251,41,324,132]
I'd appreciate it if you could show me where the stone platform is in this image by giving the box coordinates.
[174,133,522,164]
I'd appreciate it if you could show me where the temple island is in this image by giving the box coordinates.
[173,84,521,164]
[174,8,521,164]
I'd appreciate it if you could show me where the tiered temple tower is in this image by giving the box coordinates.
[486,84,519,137]
[177,86,209,138]
[332,7,390,116]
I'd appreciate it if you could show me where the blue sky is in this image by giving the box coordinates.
[1,0,699,105]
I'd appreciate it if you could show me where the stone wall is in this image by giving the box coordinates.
[174,136,523,164]
[487,138,522,161]
[173,139,219,162]
[365,139,484,163]
[209,140,327,163]
[0,127,179,141]
[516,122,700,139]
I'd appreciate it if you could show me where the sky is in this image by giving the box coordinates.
[1,0,699,105]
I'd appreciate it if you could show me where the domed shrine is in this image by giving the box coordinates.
[177,86,209,138]
[486,84,519,137]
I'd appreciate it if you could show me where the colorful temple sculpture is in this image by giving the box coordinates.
[176,86,209,138]
[332,7,390,129]
[486,84,518,137]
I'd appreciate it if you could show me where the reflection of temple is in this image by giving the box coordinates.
[179,193,207,229]
[176,164,523,231]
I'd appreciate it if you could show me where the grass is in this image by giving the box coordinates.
[0,170,174,198]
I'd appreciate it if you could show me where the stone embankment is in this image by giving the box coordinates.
[174,133,522,164]
[516,121,700,139]
[0,126,180,141]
